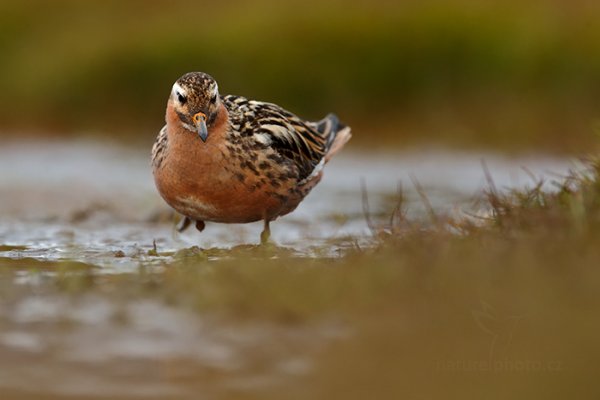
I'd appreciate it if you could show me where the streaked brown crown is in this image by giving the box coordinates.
[172,72,221,126]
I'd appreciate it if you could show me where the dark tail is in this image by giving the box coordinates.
[312,113,351,163]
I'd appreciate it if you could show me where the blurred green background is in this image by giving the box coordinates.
[2,0,600,152]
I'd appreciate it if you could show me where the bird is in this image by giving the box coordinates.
[152,72,351,244]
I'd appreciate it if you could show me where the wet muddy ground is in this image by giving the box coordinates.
[0,140,577,398]
[0,140,574,265]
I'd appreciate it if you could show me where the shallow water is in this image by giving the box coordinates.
[0,293,347,398]
[0,140,575,267]
[0,140,577,398]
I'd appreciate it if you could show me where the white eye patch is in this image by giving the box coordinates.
[172,82,187,98]
[211,83,219,100]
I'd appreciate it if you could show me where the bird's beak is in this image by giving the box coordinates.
[193,112,208,142]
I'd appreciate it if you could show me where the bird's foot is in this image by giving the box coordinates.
[260,230,271,245]
[177,217,205,234]
[176,216,192,233]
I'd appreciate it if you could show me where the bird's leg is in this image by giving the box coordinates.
[177,217,205,234]
[176,216,192,233]
[260,219,271,245]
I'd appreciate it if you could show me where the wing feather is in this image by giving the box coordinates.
[151,125,168,168]
[223,95,332,180]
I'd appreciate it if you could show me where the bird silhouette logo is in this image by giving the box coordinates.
[471,301,525,362]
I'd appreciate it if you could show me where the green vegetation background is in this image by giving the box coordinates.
[2,0,600,151]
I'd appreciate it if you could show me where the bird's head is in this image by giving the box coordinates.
[168,72,221,142]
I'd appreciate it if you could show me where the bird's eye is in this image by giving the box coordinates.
[177,93,187,104]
